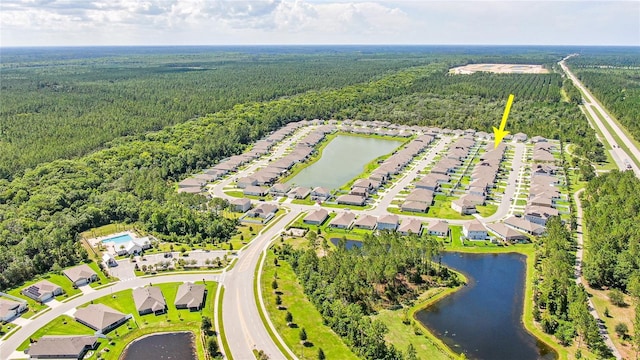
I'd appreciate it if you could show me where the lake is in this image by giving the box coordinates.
[120,332,196,360]
[416,252,556,360]
[287,135,402,189]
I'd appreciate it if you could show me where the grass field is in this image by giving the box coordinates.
[261,249,358,360]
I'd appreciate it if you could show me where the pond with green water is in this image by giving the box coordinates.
[287,135,402,189]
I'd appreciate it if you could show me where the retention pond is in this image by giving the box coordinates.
[286,135,402,189]
[416,252,556,360]
[120,332,196,360]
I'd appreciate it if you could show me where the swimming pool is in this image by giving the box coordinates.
[102,233,133,245]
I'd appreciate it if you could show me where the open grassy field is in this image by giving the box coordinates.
[261,249,358,360]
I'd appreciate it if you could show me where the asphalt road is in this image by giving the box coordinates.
[222,210,300,360]
[560,57,640,177]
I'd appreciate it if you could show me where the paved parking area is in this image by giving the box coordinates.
[108,260,137,281]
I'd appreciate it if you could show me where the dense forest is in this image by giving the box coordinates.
[0,50,432,178]
[338,71,604,162]
[567,50,640,141]
[0,47,601,292]
[280,232,452,360]
[582,171,640,293]
[533,217,611,357]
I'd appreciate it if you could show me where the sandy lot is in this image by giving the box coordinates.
[449,64,549,74]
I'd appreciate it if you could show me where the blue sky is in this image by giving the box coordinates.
[1,0,638,46]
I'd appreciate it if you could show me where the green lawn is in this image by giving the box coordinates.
[87,262,115,288]
[80,223,135,239]
[476,203,498,217]
[80,281,218,359]
[375,297,453,360]
[18,315,93,350]
[6,273,81,318]
[262,249,358,360]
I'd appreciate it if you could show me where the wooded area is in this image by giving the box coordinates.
[567,50,640,141]
[281,232,452,360]
[582,171,640,293]
[533,218,610,357]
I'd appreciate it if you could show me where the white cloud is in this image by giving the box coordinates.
[0,0,637,46]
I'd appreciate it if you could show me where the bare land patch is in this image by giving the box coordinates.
[450,64,549,74]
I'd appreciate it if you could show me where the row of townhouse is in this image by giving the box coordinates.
[301,209,451,237]
[452,142,507,215]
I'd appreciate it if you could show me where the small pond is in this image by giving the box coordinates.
[287,135,402,189]
[416,252,556,360]
[120,332,196,360]
[329,237,363,250]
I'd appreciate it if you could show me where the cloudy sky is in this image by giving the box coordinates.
[1,0,638,47]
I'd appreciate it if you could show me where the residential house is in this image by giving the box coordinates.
[269,183,292,197]
[229,198,252,213]
[236,176,258,189]
[451,194,485,215]
[303,209,329,225]
[504,216,545,236]
[28,336,99,360]
[0,297,27,322]
[102,253,116,267]
[21,280,63,302]
[427,221,449,237]
[524,205,559,226]
[288,186,311,199]
[248,203,278,219]
[377,214,399,231]
[397,219,423,236]
[74,304,128,333]
[310,187,332,201]
[486,223,529,243]
[405,189,434,205]
[133,286,167,315]
[336,194,366,206]
[63,264,98,287]
[178,178,205,189]
[463,220,488,240]
[328,212,355,229]
[353,215,377,230]
[513,133,528,142]
[175,283,207,311]
[530,136,546,143]
[401,201,429,213]
[243,186,268,197]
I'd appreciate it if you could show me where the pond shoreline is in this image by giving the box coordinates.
[415,251,558,360]
[119,331,197,360]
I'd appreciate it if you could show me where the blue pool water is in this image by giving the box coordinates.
[102,233,133,245]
